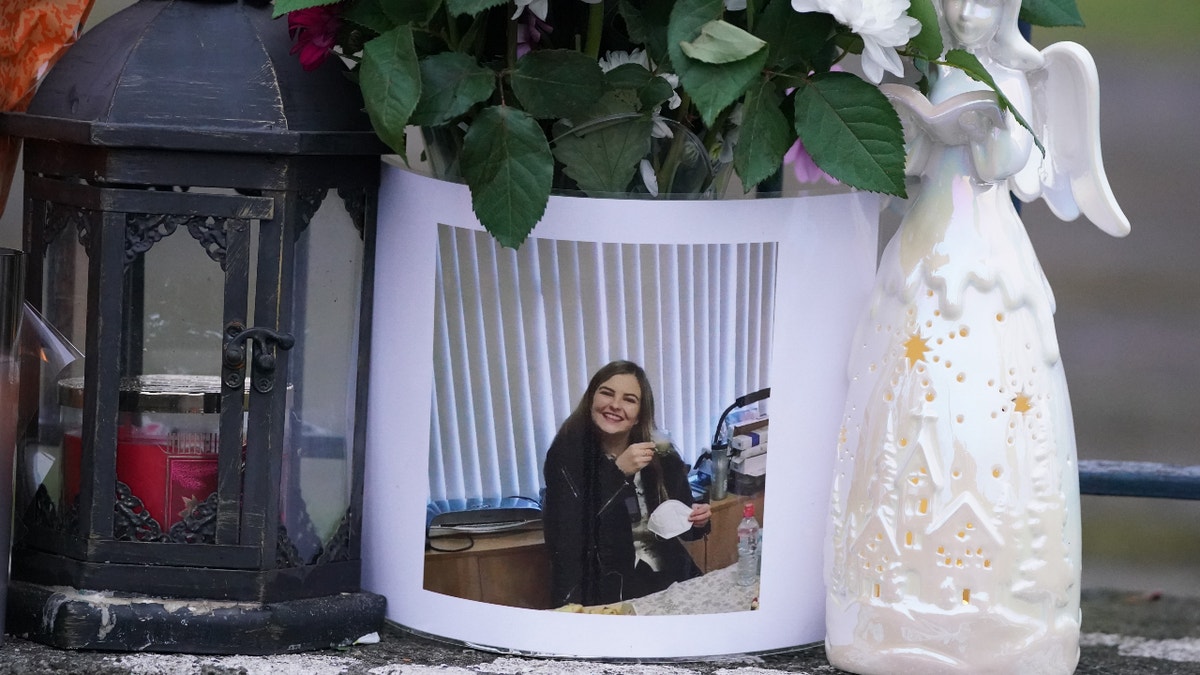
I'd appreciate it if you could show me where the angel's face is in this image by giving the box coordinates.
[941,0,1006,48]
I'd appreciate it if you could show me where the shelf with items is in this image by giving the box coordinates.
[683,491,765,574]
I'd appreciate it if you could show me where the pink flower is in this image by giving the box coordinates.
[516,10,553,58]
[784,137,838,185]
[288,4,343,72]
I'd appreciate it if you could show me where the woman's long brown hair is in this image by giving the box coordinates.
[565,360,669,504]
[563,360,656,447]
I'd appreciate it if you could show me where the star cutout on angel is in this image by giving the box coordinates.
[1012,393,1033,413]
[903,332,931,368]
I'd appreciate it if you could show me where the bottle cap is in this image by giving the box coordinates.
[743,503,755,518]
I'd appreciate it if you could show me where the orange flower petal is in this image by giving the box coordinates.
[1,0,96,110]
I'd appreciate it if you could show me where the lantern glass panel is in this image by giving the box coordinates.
[116,210,256,542]
[18,217,88,534]
[40,214,89,353]
[134,213,240,377]
[280,191,363,563]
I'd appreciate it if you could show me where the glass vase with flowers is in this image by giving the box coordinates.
[274,0,1084,248]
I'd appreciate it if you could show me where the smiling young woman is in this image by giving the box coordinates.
[542,360,711,607]
[589,372,643,450]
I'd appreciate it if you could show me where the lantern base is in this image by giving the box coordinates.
[4,579,387,655]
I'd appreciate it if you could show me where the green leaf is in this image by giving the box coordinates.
[680,50,769,127]
[667,0,723,65]
[943,49,1044,154]
[1019,0,1084,27]
[619,0,649,44]
[553,116,654,196]
[446,0,506,18]
[460,106,554,248]
[834,30,865,57]
[511,50,607,119]
[679,20,767,65]
[271,0,337,19]
[620,0,674,71]
[942,49,994,84]
[906,0,944,60]
[342,0,393,35]
[360,26,422,154]
[734,77,794,190]
[640,76,677,112]
[580,91,644,118]
[410,52,496,126]
[604,64,675,112]
[668,0,768,126]
[379,0,444,25]
[756,0,835,71]
[793,71,906,196]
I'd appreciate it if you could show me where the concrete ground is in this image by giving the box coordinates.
[0,589,1198,674]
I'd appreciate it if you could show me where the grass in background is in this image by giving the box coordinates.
[1034,0,1200,51]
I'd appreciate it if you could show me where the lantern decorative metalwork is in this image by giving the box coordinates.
[0,0,386,654]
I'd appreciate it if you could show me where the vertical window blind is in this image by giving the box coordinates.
[429,225,777,505]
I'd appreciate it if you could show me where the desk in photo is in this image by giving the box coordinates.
[422,490,765,609]
[423,529,553,609]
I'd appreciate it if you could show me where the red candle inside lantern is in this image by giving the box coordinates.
[60,375,224,533]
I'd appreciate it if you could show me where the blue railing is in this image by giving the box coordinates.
[1079,460,1200,500]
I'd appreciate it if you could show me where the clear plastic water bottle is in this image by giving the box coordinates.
[736,503,760,586]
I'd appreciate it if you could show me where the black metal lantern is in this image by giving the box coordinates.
[0,0,386,654]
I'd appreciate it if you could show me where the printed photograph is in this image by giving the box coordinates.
[421,223,777,615]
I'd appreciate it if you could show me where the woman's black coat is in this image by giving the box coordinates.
[542,426,706,607]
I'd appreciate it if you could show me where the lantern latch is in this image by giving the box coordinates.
[223,324,296,394]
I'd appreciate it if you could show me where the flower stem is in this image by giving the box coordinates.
[584,1,604,59]
[657,127,687,195]
[445,4,460,49]
[672,92,691,125]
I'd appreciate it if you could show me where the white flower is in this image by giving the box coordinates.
[713,103,743,166]
[790,0,920,83]
[598,50,683,110]
[725,0,748,10]
[650,115,675,139]
[639,159,660,196]
[660,72,682,110]
[511,0,548,20]
[598,49,650,73]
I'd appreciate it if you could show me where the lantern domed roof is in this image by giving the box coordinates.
[16,0,384,155]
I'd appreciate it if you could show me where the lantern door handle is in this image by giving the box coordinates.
[223,324,295,393]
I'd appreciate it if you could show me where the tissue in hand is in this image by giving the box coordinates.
[647,499,693,538]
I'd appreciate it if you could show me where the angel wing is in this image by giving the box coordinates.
[1009,41,1130,237]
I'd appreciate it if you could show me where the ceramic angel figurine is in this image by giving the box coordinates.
[824,0,1129,673]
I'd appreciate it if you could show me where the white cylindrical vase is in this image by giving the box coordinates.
[363,162,879,659]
